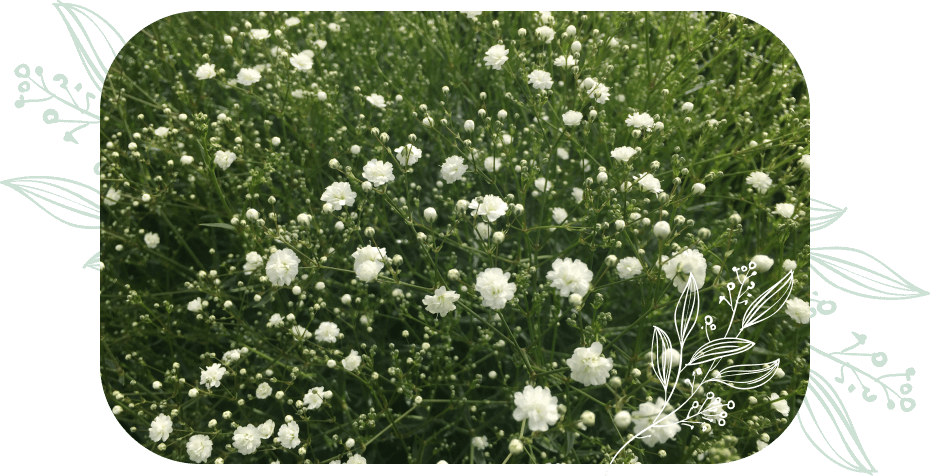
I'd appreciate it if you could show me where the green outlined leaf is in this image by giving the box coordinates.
[811,199,847,232]
[811,247,929,300]
[83,251,100,270]
[798,370,877,474]
[53,1,125,91]
[1,176,99,229]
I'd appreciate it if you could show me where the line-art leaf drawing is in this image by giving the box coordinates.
[53,1,125,92]
[83,251,100,270]
[674,275,700,343]
[708,360,780,390]
[687,337,754,366]
[741,270,794,330]
[799,370,877,475]
[0,176,99,229]
[651,326,673,388]
[811,199,847,232]
[810,247,929,300]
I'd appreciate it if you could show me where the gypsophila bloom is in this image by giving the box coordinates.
[785,297,811,324]
[366,93,386,108]
[186,435,212,463]
[362,159,395,186]
[315,321,340,343]
[149,414,173,442]
[472,436,489,449]
[626,112,655,131]
[552,207,568,225]
[342,350,362,371]
[187,297,205,312]
[512,385,559,431]
[632,398,681,447]
[611,146,638,162]
[770,393,790,416]
[534,177,552,193]
[586,81,611,104]
[475,268,517,310]
[546,258,593,297]
[527,70,554,90]
[484,156,502,172]
[200,364,226,388]
[154,126,169,138]
[265,249,300,286]
[483,44,509,70]
[284,17,300,27]
[746,171,773,194]
[278,422,301,449]
[104,187,121,205]
[636,173,663,194]
[783,259,798,272]
[751,255,775,272]
[799,154,811,170]
[614,410,632,429]
[144,232,160,249]
[214,150,236,170]
[320,182,356,210]
[653,221,671,239]
[475,222,492,240]
[554,55,577,68]
[303,387,327,409]
[257,420,275,439]
[662,249,707,292]
[469,194,508,222]
[352,245,387,282]
[440,155,468,183]
[250,28,270,40]
[535,25,556,43]
[346,454,367,464]
[232,424,261,455]
[567,341,613,386]
[775,203,795,218]
[616,257,643,279]
[571,187,584,203]
[289,52,314,71]
[291,325,310,340]
[256,382,272,399]
[461,11,481,19]
[236,67,262,86]
[423,286,460,317]
[242,251,263,275]
[562,110,583,126]
[195,63,216,80]
[661,348,681,369]
[394,144,422,166]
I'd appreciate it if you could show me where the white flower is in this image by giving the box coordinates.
[614,411,632,429]
[250,29,270,40]
[423,207,437,223]
[103,188,121,206]
[366,93,386,108]
[483,44,509,70]
[187,297,205,313]
[291,325,310,340]
[144,232,160,249]
[257,419,275,439]
[256,382,272,399]
[195,63,216,80]
[611,146,637,162]
[534,177,552,193]
[267,313,284,328]
[315,321,339,343]
[785,297,810,324]
[284,17,300,27]
[200,363,227,388]
[567,342,613,386]
[681,102,694,112]
[472,436,489,449]
[475,222,492,240]
[362,159,395,186]
[774,203,795,218]
[751,255,775,272]
[631,398,681,447]
[342,350,362,371]
[186,435,212,463]
[527,70,554,90]
[535,25,556,43]
[278,422,301,449]
[562,110,583,126]
[236,67,262,86]
[783,259,798,272]
[799,154,811,170]
[616,257,643,279]
[546,258,593,297]
[423,286,460,317]
[289,52,314,71]
[586,81,611,104]
[653,220,671,239]
[661,348,681,369]
[352,245,387,282]
[461,11,482,19]
[483,156,502,172]
[303,387,326,409]
[320,182,356,210]
[265,249,300,286]
[469,194,508,222]
[464,119,475,131]
[770,393,790,416]
[243,251,263,275]
[636,173,663,194]
[625,112,655,131]
[552,207,568,225]
[512,385,559,431]
[571,187,584,203]
[315,39,327,49]
[154,126,169,138]
[221,349,241,365]
[346,454,366,464]
[662,249,707,292]
[554,55,576,68]
[440,155,468,183]
[149,414,172,442]
[475,268,517,310]
[214,150,236,170]
[394,144,422,166]
[556,147,569,160]
[746,171,773,194]
[232,424,262,455]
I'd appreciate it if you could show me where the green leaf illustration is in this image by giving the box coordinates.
[799,370,877,474]
[83,251,100,270]
[53,1,125,91]
[811,247,929,300]
[811,199,847,232]
[0,176,99,229]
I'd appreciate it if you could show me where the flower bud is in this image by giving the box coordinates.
[508,439,524,455]
[614,219,626,230]
[692,183,706,195]
[497,109,507,120]
[580,410,596,427]
[492,231,505,244]
[613,410,631,429]
[681,102,694,112]
[447,269,460,280]
[597,171,608,183]
[464,120,474,132]
[653,221,671,239]
[422,117,434,127]
[423,207,437,223]
[568,293,583,306]
[518,28,527,36]
[571,40,582,52]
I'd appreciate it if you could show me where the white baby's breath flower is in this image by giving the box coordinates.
[785,297,810,324]
[616,257,643,279]
[554,55,576,68]
[394,144,422,166]
[289,52,314,71]
[256,382,272,399]
[144,232,160,249]
[236,67,262,86]
[265,249,300,286]
[527,70,554,90]
[571,187,584,203]
[611,146,637,162]
[636,173,663,194]
[214,150,237,170]
[770,393,790,416]
[195,63,216,80]
[303,387,327,409]
[342,350,362,371]
[232,424,261,455]
[440,155,468,183]
[534,177,552,193]
[625,112,655,131]
[631,398,681,447]
[751,255,775,272]
[366,93,386,108]
[746,171,773,194]
[278,422,301,449]
[315,322,339,343]
[662,249,707,292]
[320,182,356,210]
[104,188,121,205]
[535,25,556,43]
[774,203,795,218]
[512,385,559,431]
[423,286,460,317]
[562,110,583,126]
[352,245,387,282]
[200,363,227,388]
[799,154,811,170]
[186,435,212,463]
[149,414,173,442]
[154,126,169,138]
[362,159,395,186]
[469,195,508,222]
[483,44,509,70]
[483,156,502,172]
[552,207,568,225]
[475,268,517,310]
[242,251,263,275]
[546,258,592,297]
[566,342,613,386]
[250,29,270,40]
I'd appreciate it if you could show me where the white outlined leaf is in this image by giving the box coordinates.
[709,359,779,390]
[53,1,125,91]
[810,199,847,232]
[1,176,99,229]
[741,271,794,331]
[651,326,673,388]
[810,247,929,300]
[674,274,700,343]
[687,338,754,366]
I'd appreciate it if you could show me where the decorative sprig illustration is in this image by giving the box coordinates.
[610,262,793,464]
[0,176,99,228]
